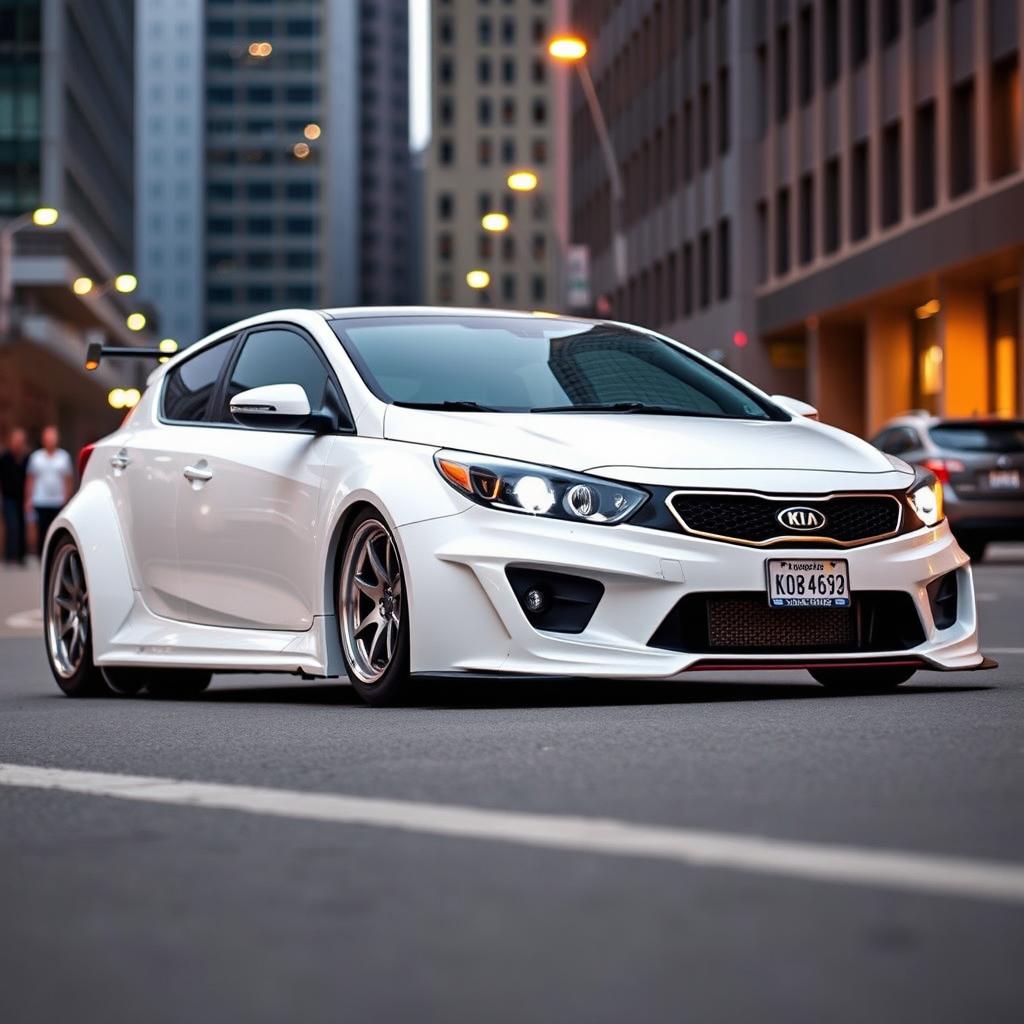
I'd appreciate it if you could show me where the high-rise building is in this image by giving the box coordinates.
[136,0,204,348]
[424,0,570,310]
[138,0,412,340]
[571,0,1023,436]
[0,0,143,448]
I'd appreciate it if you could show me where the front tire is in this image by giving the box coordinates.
[44,537,106,697]
[810,666,917,692]
[338,510,411,706]
[144,670,212,699]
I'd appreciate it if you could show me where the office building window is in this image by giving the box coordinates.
[478,234,493,260]
[438,192,454,220]
[532,275,546,302]
[851,140,870,240]
[776,24,790,121]
[478,192,493,215]
[823,0,840,86]
[756,45,769,137]
[501,17,515,44]
[990,56,1020,181]
[478,16,492,45]
[478,138,493,165]
[502,235,515,261]
[478,57,492,83]
[532,139,547,163]
[440,57,454,84]
[682,242,693,316]
[532,58,546,84]
[440,138,454,164]
[776,188,791,276]
[699,85,710,168]
[914,102,936,212]
[532,233,547,262]
[850,0,868,69]
[502,57,516,83]
[756,201,769,283]
[438,232,453,260]
[717,67,730,155]
[439,96,454,125]
[478,97,493,125]
[683,99,694,180]
[879,0,900,46]
[798,5,814,106]
[501,138,516,163]
[824,157,841,253]
[881,121,901,227]
[949,78,975,197]
[799,174,815,264]
[532,99,547,124]
[699,230,711,308]
[717,218,731,300]
[502,274,516,303]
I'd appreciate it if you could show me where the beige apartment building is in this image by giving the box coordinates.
[571,0,1024,437]
[424,0,570,310]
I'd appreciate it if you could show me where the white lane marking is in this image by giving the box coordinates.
[2,763,1024,905]
[4,608,42,631]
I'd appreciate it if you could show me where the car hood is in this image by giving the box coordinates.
[384,407,914,490]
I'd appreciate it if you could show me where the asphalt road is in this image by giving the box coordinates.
[1,551,1023,1022]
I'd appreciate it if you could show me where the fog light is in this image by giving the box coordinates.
[524,588,548,614]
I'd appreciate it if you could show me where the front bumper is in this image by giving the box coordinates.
[397,506,988,678]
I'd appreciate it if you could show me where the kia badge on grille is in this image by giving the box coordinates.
[777,506,827,531]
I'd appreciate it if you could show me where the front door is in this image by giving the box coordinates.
[174,326,339,631]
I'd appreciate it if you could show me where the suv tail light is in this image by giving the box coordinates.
[921,457,964,484]
[77,443,96,480]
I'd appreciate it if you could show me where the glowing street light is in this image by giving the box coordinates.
[507,170,539,192]
[248,41,272,58]
[108,387,141,410]
[31,207,60,227]
[293,142,311,159]
[548,35,588,62]
[303,123,321,140]
[466,270,491,290]
[546,32,627,284]
[159,338,179,354]
[114,273,138,294]
[481,212,510,232]
[72,276,94,295]
[125,312,147,332]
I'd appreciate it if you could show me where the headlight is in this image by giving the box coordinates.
[907,468,944,528]
[434,450,647,525]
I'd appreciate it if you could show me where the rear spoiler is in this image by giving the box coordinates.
[84,342,170,370]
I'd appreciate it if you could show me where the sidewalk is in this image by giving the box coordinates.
[0,562,42,639]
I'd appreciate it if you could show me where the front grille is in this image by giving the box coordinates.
[667,492,902,546]
[649,591,925,654]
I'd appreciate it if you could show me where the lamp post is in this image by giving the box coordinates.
[548,35,627,286]
[0,207,60,339]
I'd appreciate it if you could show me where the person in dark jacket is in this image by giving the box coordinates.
[0,427,29,565]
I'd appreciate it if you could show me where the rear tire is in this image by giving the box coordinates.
[810,666,917,692]
[44,536,106,697]
[338,509,411,706]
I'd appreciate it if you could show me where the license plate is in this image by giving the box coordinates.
[987,469,1021,490]
[766,559,850,607]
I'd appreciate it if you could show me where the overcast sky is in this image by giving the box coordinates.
[409,0,430,150]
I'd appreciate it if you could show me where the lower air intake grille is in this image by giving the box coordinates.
[649,592,925,654]
[706,598,854,649]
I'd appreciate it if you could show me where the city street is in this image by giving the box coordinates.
[1,553,1023,1022]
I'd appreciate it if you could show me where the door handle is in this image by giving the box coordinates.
[183,463,213,483]
[109,450,131,471]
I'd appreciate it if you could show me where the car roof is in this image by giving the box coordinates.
[879,413,1024,431]
[320,305,600,323]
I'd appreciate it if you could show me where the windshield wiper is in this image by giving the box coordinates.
[530,401,712,416]
[392,400,501,412]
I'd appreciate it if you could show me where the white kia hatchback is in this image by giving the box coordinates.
[44,308,992,705]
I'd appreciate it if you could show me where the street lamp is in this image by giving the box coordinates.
[125,312,147,332]
[481,212,510,232]
[548,33,627,285]
[71,272,138,298]
[466,270,491,290]
[0,207,61,338]
[507,170,539,192]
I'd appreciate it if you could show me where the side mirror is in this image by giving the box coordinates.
[772,394,819,420]
[230,384,313,430]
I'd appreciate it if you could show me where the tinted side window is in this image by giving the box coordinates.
[220,328,329,421]
[162,339,234,422]
[877,427,920,455]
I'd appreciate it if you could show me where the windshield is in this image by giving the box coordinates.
[929,423,1024,453]
[330,315,782,420]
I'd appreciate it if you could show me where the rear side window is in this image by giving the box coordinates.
[162,339,234,422]
[929,423,1024,453]
[873,426,920,455]
[217,328,330,421]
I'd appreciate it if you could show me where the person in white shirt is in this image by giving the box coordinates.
[25,426,74,555]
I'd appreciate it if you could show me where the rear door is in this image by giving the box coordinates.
[174,325,343,631]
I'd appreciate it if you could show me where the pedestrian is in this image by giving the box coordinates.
[25,426,74,556]
[0,427,29,565]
